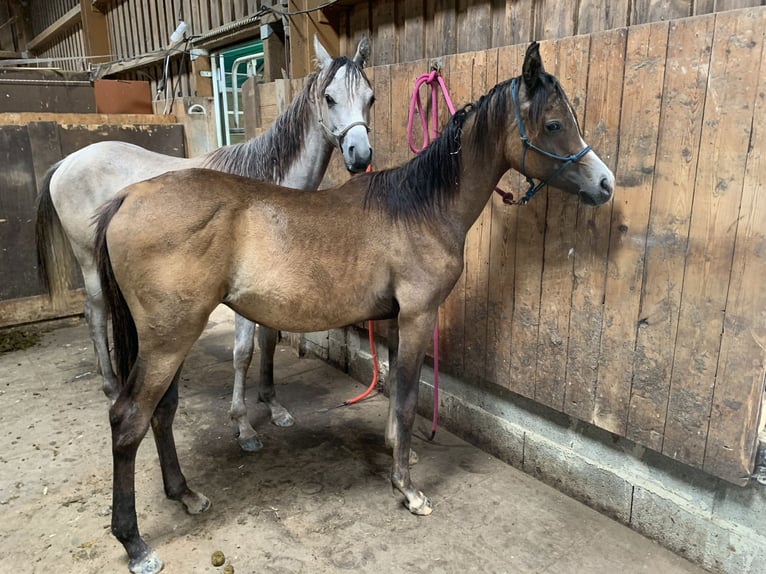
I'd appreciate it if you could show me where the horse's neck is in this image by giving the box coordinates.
[201,87,334,191]
[452,120,513,233]
[277,113,333,190]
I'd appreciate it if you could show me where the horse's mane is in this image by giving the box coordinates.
[363,72,566,222]
[203,57,369,183]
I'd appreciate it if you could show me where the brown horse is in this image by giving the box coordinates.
[95,42,614,574]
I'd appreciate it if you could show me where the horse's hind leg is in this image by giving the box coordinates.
[230,316,294,452]
[151,363,210,514]
[231,314,264,452]
[110,358,176,574]
[257,326,294,427]
[83,271,119,401]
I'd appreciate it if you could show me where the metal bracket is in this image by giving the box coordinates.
[429,58,443,72]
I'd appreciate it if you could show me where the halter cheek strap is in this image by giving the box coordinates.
[510,77,591,204]
[315,95,370,150]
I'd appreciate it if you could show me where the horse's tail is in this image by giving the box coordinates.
[35,161,75,308]
[95,195,137,386]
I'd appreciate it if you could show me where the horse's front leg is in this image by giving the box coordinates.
[385,320,419,466]
[151,364,210,515]
[389,312,434,516]
[257,326,295,427]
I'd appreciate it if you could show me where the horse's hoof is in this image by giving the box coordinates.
[271,411,295,428]
[271,407,295,427]
[238,433,264,452]
[182,491,211,515]
[404,491,433,516]
[128,550,163,574]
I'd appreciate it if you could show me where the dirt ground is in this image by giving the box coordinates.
[0,306,707,574]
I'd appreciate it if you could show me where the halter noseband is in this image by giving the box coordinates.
[510,77,591,204]
[317,114,370,150]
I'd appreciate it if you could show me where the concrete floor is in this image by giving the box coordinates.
[0,305,709,574]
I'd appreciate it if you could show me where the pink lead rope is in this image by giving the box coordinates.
[406,69,456,440]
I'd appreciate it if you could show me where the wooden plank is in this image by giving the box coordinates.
[563,28,626,422]
[507,41,563,400]
[0,126,39,300]
[592,21,667,435]
[490,0,506,47]
[577,0,629,34]
[425,0,456,60]
[437,51,472,378]
[534,0,577,40]
[505,1,534,65]
[663,7,765,471]
[147,0,161,52]
[457,0,490,53]
[0,112,178,125]
[79,0,110,64]
[485,42,524,390]
[704,6,766,485]
[631,0,691,25]
[0,291,85,329]
[462,48,496,383]
[26,122,63,195]
[372,0,395,66]
[625,15,714,451]
[534,35,590,411]
[371,64,392,171]
[210,0,221,30]
[347,2,370,65]
[402,0,424,62]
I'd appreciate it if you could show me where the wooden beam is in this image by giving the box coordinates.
[0,112,178,126]
[26,5,81,52]
[0,291,85,329]
[80,0,110,64]
[0,50,22,59]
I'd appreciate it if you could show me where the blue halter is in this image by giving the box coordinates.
[510,77,591,204]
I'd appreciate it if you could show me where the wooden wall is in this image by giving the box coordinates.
[11,1,765,94]
[334,0,765,69]
[247,6,766,485]
[0,113,185,328]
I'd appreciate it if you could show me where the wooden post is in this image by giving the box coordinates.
[80,0,110,65]
[191,53,213,97]
[261,19,286,82]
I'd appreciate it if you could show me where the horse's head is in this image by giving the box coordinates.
[314,35,374,173]
[508,42,614,206]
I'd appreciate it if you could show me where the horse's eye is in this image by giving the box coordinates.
[545,121,562,133]
[325,94,336,107]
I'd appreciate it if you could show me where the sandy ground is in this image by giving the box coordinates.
[0,306,708,574]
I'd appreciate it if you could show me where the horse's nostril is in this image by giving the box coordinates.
[348,145,356,156]
[600,177,612,193]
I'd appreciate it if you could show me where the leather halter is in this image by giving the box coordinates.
[316,93,370,150]
[510,77,591,204]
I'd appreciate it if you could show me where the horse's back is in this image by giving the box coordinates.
[49,141,195,260]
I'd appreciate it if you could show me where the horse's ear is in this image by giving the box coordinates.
[313,34,333,70]
[522,41,544,92]
[353,35,371,67]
